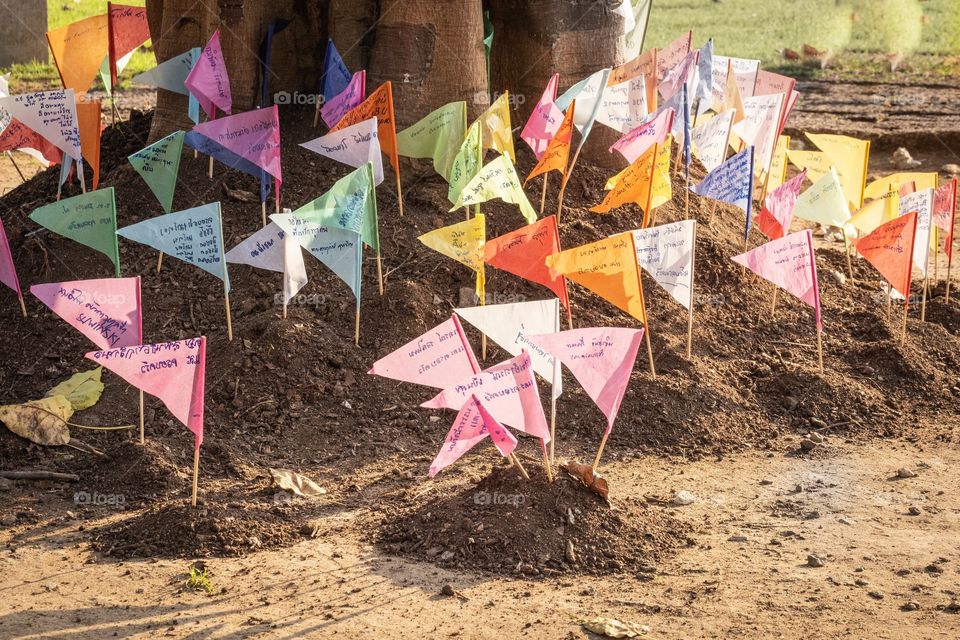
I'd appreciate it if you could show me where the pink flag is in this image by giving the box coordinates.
[192,106,281,183]
[184,31,232,118]
[933,178,957,262]
[31,277,142,350]
[756,169,806,240]
[732,229,822,329]
[429,394,517,478]
[369,315,479,388]
[658,50,699,102]
[86,337,206,449]
[610,108,674,164]
[421,351,550,443]
[521,73,564,160]
[656,31,693,79]
[526,328,644,434]
[321,70,366,129]
[0,216,22,304]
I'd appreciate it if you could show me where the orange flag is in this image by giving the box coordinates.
[484,215,569,311]
[609,48,658,113]
[76,100,102,190]
[329,81,400,174]
[718,59,745,124]
[591,142,659,216]
[854,211,918,302]
[546,231,646,323]
[46,14,110,94]
[525,100,575,185]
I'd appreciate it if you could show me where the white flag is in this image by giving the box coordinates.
[455,299,563,399]
[300,117,384,186]
[0,89,82,161]
[631,220,696,309]
[732,93,785,176]
[225,221,308,308]
[595,76,648,134]
[899,188,935,276]
[556,68,612,144]
[792,168,852,232]
[691,109,735,172]
[711,55,760,105]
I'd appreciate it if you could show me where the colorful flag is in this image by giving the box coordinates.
[128,130,184,213]
[258,19,290,107]
[659,49,698,102]
[0,119,63,166]
[225,222,308,310]
[132,48,196,95]
[693,38,714,113]
[526,327,644,434]
[610,48,658,110]
[423,351,550,442]
[933,179,957,261]
[184,31,232,118]
[30,277,141,349]
[418,215,486,299]
[767,135,791,191]
[592,141,658,216]
[290,163,379,252]
[900,188,935,275]
[690,146,754,240]
[786,148,831,185]
[269,214,362,310]
[428,394,517,478]
[46,14,110,94]
[301,117,384,186]
[753,70,797,133]
[792,168,852,231]
[595,75,648,134]
[546,232,646,322]
[854,212,918,301]
[521,74,563,159]
[320,39,352,103]
[524,101,574,185]
[30,188,120,276]
[631,220,696,308]
[715,59,745,124]
[448,121,483,205]
[756,170,806,240]
[396,101,466,181]
[690,109,733,172]
[849,188,899,236]
[656,31,693,79]
[732,230,822,329]
[455,299,563,397]
[192,106,281,184]
[556,68,613,154]
[117,202,228,290]
[711,54,760,104]
[0,217,23,306]
[87,337,206,449]
[321,70,366,129]
[76,100,103,190]
[107,3,151,87]
[611,107,674,164]
[450,155,536,224]
[329,82,400,174]
[864,172,938,201]
[369,315,479,388]
[805,133,870,210]
[483,215,568,309]
[733,93,784,177]
[618,0,653,57]
[0,90,82,161]
[182,132,271,204]
[477,92,515,163]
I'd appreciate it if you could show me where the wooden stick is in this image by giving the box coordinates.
[684,171,690,219]
[841,229,855,284]
[886,288,892,319]
[708,200,717,223]
[156,252,164,273]
[138,390,145,445]
[78,162,87,193]
[355,308,361,346]
[920,276,928,322]
[591,430,610,476]
[558,146,583,225]
[643,322,656,378]
[261,202,267,227]
[540,174,549,216]
[312,99,322,128]
[510,453,530,480]
[0,470,79,481]
[549,392,557,467]
[224,292,234,342]
[376,254,385,295]
[816,327,824,373]
[770,286,780,317]
[686,221,697,358]
[933,229,939,285]
[208,156,214,180]
[541,442,553,483]
[947,259,953,302]
[17,295,27,318]
[395,170,405,218]
[191,446,200,507]
[6,152,26,183]
[900,302,909,346]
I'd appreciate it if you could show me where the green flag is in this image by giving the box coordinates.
[396,101,466,182]
[294,163,380,254]
[128,131,185,213]
[450,154,536,224]
[447,121,482,206]
[30,188,120,276]
[483,11,494,88]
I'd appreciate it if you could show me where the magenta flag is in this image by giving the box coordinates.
[421,351,550,443]
[369,315,480,388]
[0,216,22,305]
[429,394,517,478]
[321,70,366,129]
[192,106,282,183]
[184,31,232,118]
[610,108,675,164]
[732,229,822,329]
[756,169,807,240]
[521,73,564,160]
[527,328,644,435]
[86,337,206,449]
[31,277,142,350]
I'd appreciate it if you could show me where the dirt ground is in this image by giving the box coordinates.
[1,77,959,638]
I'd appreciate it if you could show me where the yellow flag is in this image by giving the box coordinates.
[46,14,111,94]
[766,135,790,191]
[848,189,900,236]
[716,59,745,124]
[786,149,831,184]
[594,143,658,215]
[546,232,646,323]
[418,214,486,298]
[805,133,870,211]
[477,92,515,163]
[649,137,673,215]
[864,172,938,201]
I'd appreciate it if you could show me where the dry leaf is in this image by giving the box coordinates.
[269,468,327,498]
[579,616,647,638]
[562,461,610,501]
[0,396,73,446]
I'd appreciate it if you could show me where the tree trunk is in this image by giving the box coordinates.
[327,0,377,72]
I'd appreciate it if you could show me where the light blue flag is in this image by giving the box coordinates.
[690,146,755,241]
[270,213,362,311]
[58,156,72,187]
[554,68,611,156]
[132,49,196,96]
[117,203,230,293]
[128,131,185,213]
[694,38,714,114]
[320,40,351,103]
[187,48,201,124]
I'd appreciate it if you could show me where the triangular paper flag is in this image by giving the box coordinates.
[46,14,110,94]
[0,90,82,160]
[854,212,918,300]
[483,215,568,309]
[225,222,308,308]
[864,172,938,201]
[428,394,517,478]
[192,106,281,182]
[631,220,696,309]
[611,107,674,165]
[397,101,466,181]
[806,132,870,210]
[690,109,734,172]
[525,100,575,185]
[320,39,352,102]
[450,155,536,225]
[291,163,379,252]
[899,188,934,275]
[756,170,806,240]
[792,168,852,231]
[107,3,151,86]
[128,131,185,213]
[369,315,479,388]
[30,188,120,276]
[132,49,196,95]
[448,121,482,205]
[184,31,232,117]
[30,277,142,349]
[690,146,754,240]
[418,215,486,298]
[522,74,563,159]
[477,92,515,163]
[321,70,366,129]
[300,117,384,186]
[329,82,400,173]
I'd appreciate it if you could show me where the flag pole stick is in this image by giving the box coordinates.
[261,202,267,227]
[78,162,87,193]
[191,446,200,507]
[312,99,322,128]
[770,286,779,317]
[591,431,609,476]
[156,252,164,272]
[138,390,145,444]
[540,441,552,482]
[558,145,583,224]
[933,229,939,284]
[900,301,909,345]
[540,174,549,216]
[376,254,385,295]
[17,295,27,318]
[841,229,855,284]
[479,270,487,360]
[224,292,234,341]
[687,222,697,358]
[947,259,953,301]
[395,170,405,218]
[208,156,214,180]
[886,287,892,319]
[510,453,530,480]
[816,327,824,373]
[6,152,26,183]
[549,394,557,467]
[354,308,361,346]
[920,275,928,322]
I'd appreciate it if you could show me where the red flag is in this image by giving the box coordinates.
[854,212,918,302]
[0,120,63,165]
[483,215,569,311]
[756,169,806,240]
[107,3,151,86]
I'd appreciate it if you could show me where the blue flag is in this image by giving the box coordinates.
[132,49,195,96]
[260,19,291,107]
[117,203,230,292]
[695,38,714,114]
[183,132,272,203]
[320,40,352,103]
[690,146,755,240]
